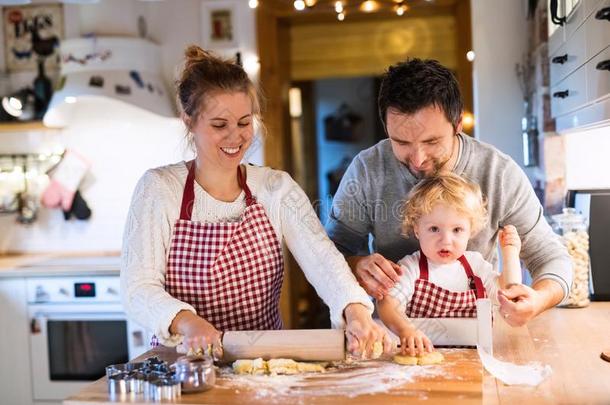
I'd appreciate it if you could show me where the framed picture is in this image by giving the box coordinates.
[3,3,64,73]
[201,0,240,51]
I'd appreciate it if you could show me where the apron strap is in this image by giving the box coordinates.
[180,162,256,220]
[457,255,486,299]
[418,251,429,280]
[418,251,485,299]
[179,160,197,220]
[237,165,255,206]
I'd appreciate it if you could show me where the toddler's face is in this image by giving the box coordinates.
[414,203,471,265]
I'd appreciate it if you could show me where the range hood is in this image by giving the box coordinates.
[43,36,175,127]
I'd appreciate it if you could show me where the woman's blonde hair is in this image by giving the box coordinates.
[176,45,264,141]
[401,172,488,237]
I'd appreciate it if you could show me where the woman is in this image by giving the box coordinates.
[120,45,390,358]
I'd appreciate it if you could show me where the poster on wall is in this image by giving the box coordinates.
[3,4,63,73]
[201,1,240,51]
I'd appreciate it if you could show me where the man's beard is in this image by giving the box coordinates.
[410,157,450,179]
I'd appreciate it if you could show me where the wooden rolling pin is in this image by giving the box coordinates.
[500,227,522,288]
[222,329,346,362]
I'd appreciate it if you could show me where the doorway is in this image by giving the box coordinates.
[257,0,473,328]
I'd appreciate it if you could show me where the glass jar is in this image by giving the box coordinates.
[174,355,216,393]
[551,208,590,308]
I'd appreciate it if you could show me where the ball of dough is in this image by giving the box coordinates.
[392,354,418,365]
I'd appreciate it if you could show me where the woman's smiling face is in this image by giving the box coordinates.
[189,91,254,170]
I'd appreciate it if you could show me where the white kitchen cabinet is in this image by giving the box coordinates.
[551,65,588,116]
[549,0,610,131]
[549,25,587,84]
[587,45,610,103]
[0,277,34,405]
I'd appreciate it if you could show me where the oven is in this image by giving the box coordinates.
[27,275,149,402]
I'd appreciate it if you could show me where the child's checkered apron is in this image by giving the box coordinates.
[406,252,486,318]
[155,162,283,345]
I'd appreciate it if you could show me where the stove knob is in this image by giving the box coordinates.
[58,288,69,297]
[35,286,50,302]
[106,287,118,296]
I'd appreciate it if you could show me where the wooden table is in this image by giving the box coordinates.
[64,303,610,405]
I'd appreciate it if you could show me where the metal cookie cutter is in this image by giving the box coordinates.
[107,372,132,396]
[145,376,182,401]
[105,362,145,378]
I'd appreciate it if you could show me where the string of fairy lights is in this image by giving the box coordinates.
[247,1,436,21]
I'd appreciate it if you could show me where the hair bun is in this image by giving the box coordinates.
[184,45,213,66]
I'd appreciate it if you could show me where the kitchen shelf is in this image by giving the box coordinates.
[0,121,62,133]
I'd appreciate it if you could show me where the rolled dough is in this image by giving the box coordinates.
[393,351,444,366]
[232,358,327,375]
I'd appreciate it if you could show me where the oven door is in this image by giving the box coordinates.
[28,303,148,401]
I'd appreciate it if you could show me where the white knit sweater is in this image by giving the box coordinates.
[120,162,373,346]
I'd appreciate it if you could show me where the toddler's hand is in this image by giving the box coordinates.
[399,327,434,357]
[499,225,521,251]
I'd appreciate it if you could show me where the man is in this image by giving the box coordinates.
[326,58,572,327]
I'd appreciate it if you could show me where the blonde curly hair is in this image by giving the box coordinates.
[401,172,488,238]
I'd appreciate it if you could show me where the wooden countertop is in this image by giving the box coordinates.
[64,303,610,404]
[0,252,120,277]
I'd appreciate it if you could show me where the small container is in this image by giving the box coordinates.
[175,355,216,393]
[552,207,591,308]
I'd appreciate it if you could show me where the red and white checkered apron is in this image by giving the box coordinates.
[406,252,486,318]
[165,161,284,332]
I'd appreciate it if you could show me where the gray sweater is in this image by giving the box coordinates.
[326,134,572,300]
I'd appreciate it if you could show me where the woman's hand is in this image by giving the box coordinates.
[344,303,393,359]
[398,326,434,357]
[170,310,223,357]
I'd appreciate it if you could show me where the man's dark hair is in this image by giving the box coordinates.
[378,58,463,131]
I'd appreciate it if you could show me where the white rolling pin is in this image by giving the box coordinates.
[222,329,346,362]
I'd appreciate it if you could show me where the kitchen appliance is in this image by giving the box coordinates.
[567,189,610,300]
[27,272,149,402]
[43,36,175,128]
[218,299,493,361]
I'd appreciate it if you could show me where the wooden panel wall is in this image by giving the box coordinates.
[290,15,458,80]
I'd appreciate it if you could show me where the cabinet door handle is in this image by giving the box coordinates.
[553,90,570,99]
[552,54,568,64]
[596,60,610,71]
[595,7,610,21]
[551,0,566,25]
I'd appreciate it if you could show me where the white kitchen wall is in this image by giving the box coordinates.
[470,0,535,180]
[0,0,260,253]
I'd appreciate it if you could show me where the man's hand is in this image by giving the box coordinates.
[498,279,564,326]
[347,253,403,300]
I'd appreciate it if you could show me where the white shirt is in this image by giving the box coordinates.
[389,250,500,313]
[120,162,373,346]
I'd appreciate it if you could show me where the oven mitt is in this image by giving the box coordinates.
[63,190,91,220]
[41,150,90,211]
